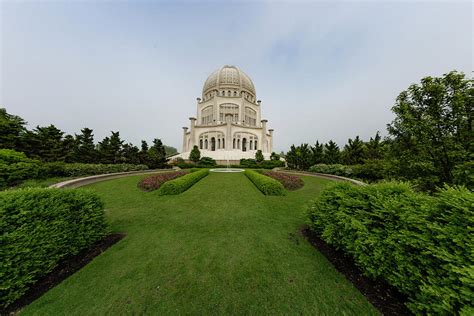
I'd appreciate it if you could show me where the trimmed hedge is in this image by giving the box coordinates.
[157,168,209,195]
[307,182,474,314]
[244,170,286,196]
[0,188,108,308]
[309,162,386,182]
[240,159,285,169]
[137,171,188,192]
[44,162,149,177]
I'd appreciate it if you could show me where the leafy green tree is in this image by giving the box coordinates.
[164,145,178,157]
[342,136,366,165]
[75,128,97,163]
[387,71,473,189]
[255,150,264,163]
[323,140,340,164]
[310,141,324,165]
[148,138,168,168]
[189,145,201,164]
[270,152,280,161]
[0,108,26,150]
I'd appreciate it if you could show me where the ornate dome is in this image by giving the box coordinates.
[202,65,256,98]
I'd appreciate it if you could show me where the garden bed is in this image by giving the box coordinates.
[2,233,125,315]
[138,171,188,191]
[263,171,304,190]
[301,227,410,316]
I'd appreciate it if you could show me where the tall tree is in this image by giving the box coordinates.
[342,136,366,165]
[139,140,150,165]
[75,128,97,163]
[365,132,383,160]
[148,138,168,168]
[387,71,473,188]
[323,140,340,164]
[122,143,140,164]
[255,149,264,163]
[310,141,324,165]
[62,134,77,163]
[24,125,65,161]
[0,108,26,150]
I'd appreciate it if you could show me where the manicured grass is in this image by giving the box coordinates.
[21,173,378,315]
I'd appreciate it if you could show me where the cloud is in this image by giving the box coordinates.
[1,1,471,152]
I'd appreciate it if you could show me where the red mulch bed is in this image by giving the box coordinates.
[137,171,188,192]
[2,233,125,315]
[263,171,304,190]
[301,227,412,315]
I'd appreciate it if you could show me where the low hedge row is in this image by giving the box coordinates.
[263,171,304,190]
[157,168,209,195]
[137,171,188,192]
[244,170,286,196]
[308,162,386,182]
[0,149,41,189]
[40,162,149,177]
[0,188,108,308]
[240,159,285,169]
[307,182,474,315]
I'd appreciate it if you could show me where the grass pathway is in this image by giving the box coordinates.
[23,172,378,315]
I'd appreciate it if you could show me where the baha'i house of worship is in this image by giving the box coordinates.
[172,65,274,164]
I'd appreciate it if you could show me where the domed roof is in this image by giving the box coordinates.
[202,65,256,97]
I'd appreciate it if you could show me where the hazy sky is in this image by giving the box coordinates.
[1,1,472,152]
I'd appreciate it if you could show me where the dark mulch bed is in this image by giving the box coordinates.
[301,227,412,316]
[3,233,125,315]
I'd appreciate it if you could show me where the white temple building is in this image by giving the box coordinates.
[172,65,274,164]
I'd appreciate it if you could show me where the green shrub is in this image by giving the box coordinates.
[199,157,216,167]
[157,168,209,195]
[308,163,353,177]
[0,149,40,189]
[307,182,474,314]
[244,170,286,196]
[0,188,108,308]
[240,158,284,169]
[60,163,148,177]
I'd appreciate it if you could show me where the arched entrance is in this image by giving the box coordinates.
[211,137,216,151]
[242,138,247,152]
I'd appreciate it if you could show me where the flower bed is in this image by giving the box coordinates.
[263,171,304,190]
[244,170,286,196]
[137,171,188,192]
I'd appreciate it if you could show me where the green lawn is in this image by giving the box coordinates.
[22,172,378,315]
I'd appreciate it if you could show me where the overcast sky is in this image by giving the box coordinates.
[1,1,472,152]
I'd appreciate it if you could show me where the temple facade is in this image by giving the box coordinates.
[173,65,274,163]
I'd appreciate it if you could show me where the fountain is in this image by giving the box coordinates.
[210,156,244,173]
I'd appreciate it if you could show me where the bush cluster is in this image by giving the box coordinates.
[240,159,285,169]
[0,149,41,189]
[263,171,304,190]
[56,162,149,177]
[244,170,286,196]
[307,182,474,314]
[157,168,209,195]
[309,162,386,182]
[137,171,188,192]
[0,188,108,308]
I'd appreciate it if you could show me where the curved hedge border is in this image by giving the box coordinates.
[244,170,286,196]
[157,168,209,195]
[0,188,108,308]
[308,182,474,315]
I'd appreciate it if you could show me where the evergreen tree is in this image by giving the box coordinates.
[97,136,112,164]
[255,149,264,163]
[323,140,340,164]
[310,141,324,165]
[342,136,366,165]
[189,145,201,163]
[139,140,149,165]
[62,134,77,163]
[148,138,168,168]
[122,143,140,164]
[24,125,65,161]
[364,132,383,160]
[75,127,97,163]
[0,108,26,150]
